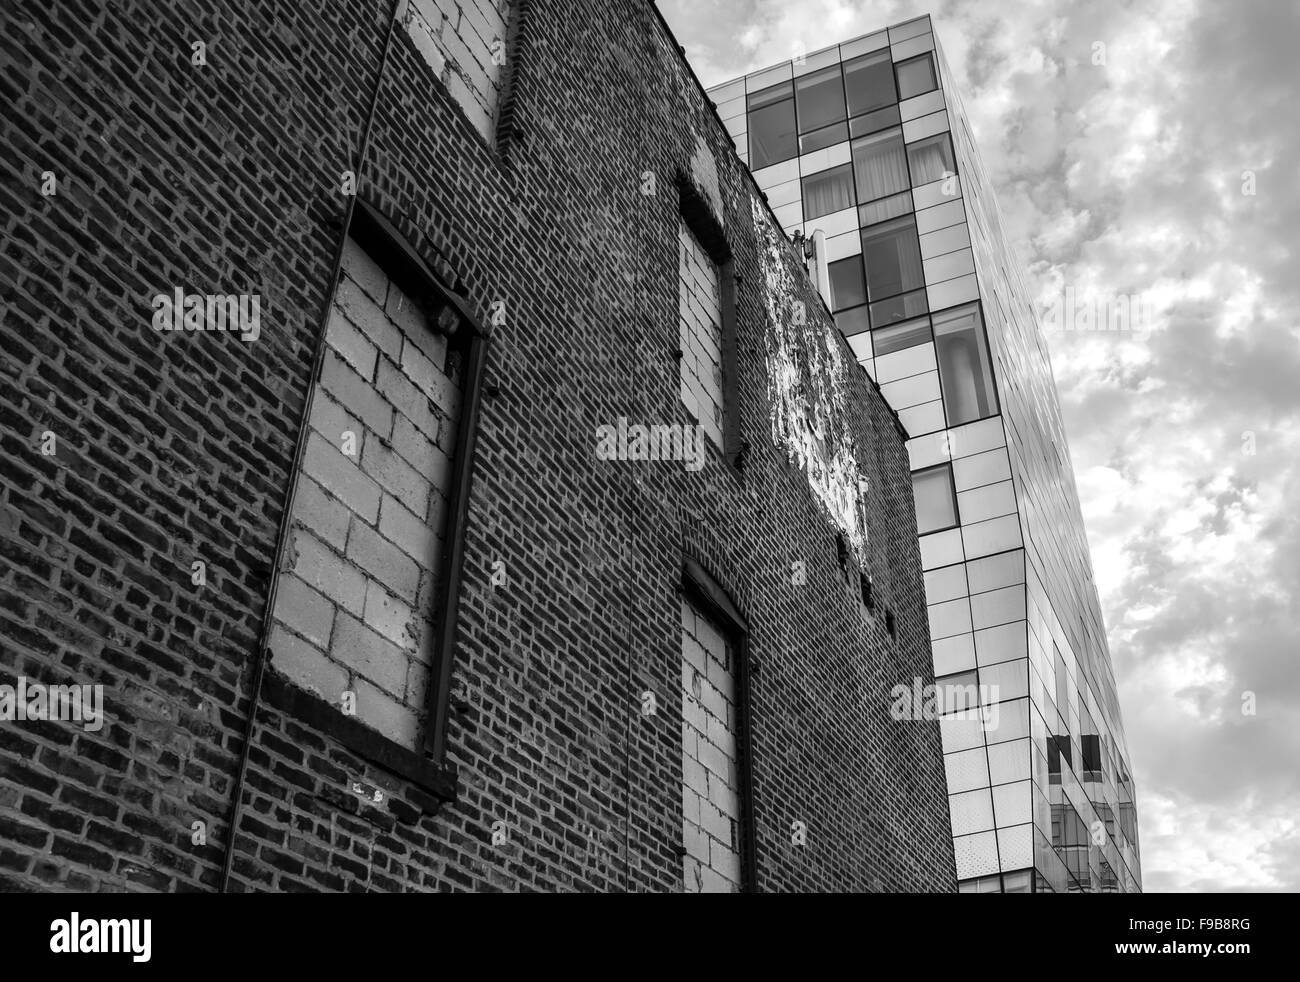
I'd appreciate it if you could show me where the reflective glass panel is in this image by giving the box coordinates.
[795,65,846,132]
[843,50,896,115]
[896,52,938,100]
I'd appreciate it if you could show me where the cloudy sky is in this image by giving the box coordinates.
[660,0,1300,892]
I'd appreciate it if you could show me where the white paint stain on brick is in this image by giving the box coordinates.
[751,194,872,558]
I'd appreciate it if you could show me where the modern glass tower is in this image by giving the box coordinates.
[708,14,1140,893]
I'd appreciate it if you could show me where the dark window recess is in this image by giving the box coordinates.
[829,256,867,311]
[843,50,897,116]
[860,573,875,612]
[794,64,847,133]
[885,609,897,640]
[748,81,797,169]
[1082,734,1103,776]
[896,52,938,100]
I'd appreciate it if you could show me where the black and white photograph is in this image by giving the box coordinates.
[0,0,1293,962]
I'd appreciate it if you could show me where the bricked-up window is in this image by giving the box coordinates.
[268,204,488,765]
[678,216,725,451]
[679,559,754,893]
[404,0,513,141]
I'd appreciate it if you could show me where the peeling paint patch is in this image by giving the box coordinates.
[750,195,870,558]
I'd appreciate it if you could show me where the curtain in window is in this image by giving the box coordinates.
[908,135,955,186]
[851,128,908,203]
[802,164,855,220]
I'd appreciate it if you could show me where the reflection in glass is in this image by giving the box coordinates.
[860,216,924,300]
[795,64,846,133]
[748,88,797,169]
[828,256,866,311]
[843,50,896,115]
[913,464,958,534]
[896,52,938,100]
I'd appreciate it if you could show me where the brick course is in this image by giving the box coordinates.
[0,0,954,892]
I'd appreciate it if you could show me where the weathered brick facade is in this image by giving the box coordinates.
[0,0,955,891]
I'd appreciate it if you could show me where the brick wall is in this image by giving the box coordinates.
[0,0,955,892]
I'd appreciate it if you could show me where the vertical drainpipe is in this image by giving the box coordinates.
[218,0,405,893]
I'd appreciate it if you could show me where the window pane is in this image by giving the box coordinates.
[828,256,866,311]
[870,288,928,326]
[843,50,896,115]
[914,465,958,534]
[860,215,923,300]
[1002,870,1033,893]
[871,316,932,356]
[849,104,901,138]
[896,53,937,100]
[936,669,979,714]
[852,128,909,203]
[858,192,912,227]
[799,120,849,154]
[933,302,998,426]
[748,99,797,170]
[908,133,956,185]
[802,163,855,220]
[794,65,846,132]
[747,80,793,110]
[834,304,871,338]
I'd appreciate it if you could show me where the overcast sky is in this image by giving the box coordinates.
[660,0,1300,892]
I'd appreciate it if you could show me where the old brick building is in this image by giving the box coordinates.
[0,0,955,891]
